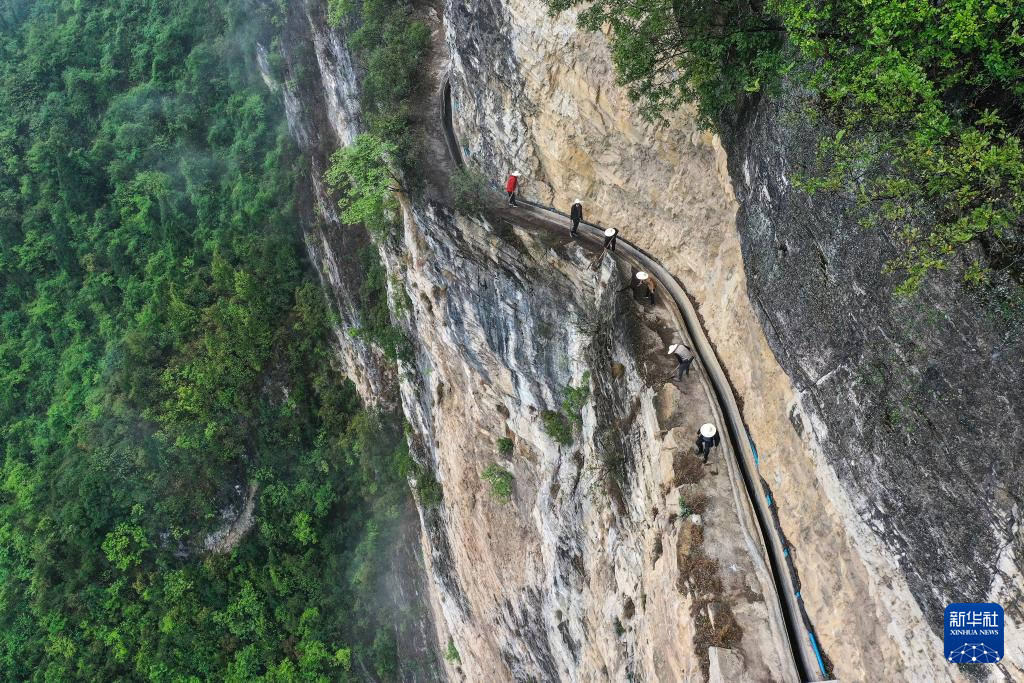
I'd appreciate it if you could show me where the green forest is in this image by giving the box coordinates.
[0,0,419,679]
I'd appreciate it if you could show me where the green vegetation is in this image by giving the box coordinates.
[0,1,421,679]
[323,0,431,366]
[549,0,1024,295]
[444,637,461,663]
[780,0,1024,296]
[325,134,403,239]
[351,244,414,361]
[679,493,693,517]
[561,371,592,427]
[541,372,591,446]
[541,410,574,446]
[481,464,515,504]
[497,436,515,456]
[450,167,492,216]
[678,490,708,517]
[414,466,444,507]
[340,0,431,173]
[547,0,785,126]
[325,0,431,237]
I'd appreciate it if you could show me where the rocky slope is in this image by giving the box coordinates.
[722,83,1024,678]
[444,0,956,680]
[271,0,1022,680]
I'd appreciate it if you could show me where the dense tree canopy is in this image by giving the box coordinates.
[547,0,786,126]
[0,0,419,679]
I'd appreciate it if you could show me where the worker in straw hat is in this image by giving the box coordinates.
[505,172,520,206]
[635,270,656,304]
[668,343,695,382]
[602,227,618,252]
[695,423,721,465]
[569,199,583,237]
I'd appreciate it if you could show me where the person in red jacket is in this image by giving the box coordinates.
[505,172,519,206]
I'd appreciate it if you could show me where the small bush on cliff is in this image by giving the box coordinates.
[561,372,591,427]
[415,468,444,507]
[450,167,492,215]
[541,410,574,446]
[679,494,692,517]
[444,638,461,663]
[678,491,708,516]
[481,464,515,503]
[539,374,591,446]
[497,437,514,456]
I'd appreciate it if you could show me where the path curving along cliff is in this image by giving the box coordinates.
[440,75,827,683]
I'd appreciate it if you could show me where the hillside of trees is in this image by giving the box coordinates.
[0,0,417,679]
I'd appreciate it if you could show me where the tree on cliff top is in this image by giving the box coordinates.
[547,0,786,127]
[549,0,1024,299]
[326,133,403,238]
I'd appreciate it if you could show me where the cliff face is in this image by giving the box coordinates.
[273,0,1022,681]
[722,86,1024,672]
[274,3,394,405]
[444,0,965,680]
[388,198,799,681]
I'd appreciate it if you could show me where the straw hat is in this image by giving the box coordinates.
[636,271,649,280]
[574,198,582,205]
[700,423,717,438]
[668,344,679,355]
[604,228,616,237]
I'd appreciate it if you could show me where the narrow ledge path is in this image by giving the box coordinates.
[436,74,830,683]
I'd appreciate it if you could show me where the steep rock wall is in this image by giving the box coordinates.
[273,3,395,404]
[722,85,1024,678]
[272,0,1023,679]
[273,5,442,681]
[440,0,1013,680]
[277,2,801,679]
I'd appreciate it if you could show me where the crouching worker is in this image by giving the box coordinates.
[602,227,618,251]
[668,343,694,382]
[635,271,656,304]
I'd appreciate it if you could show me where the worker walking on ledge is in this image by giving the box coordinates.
[602,227,618,252]
[696,423,720,465]
[668,343,694,382]
[505,172,519,207]
[570,199,583,237]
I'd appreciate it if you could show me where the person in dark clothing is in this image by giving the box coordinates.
[602,227,618,251]
[635,271,656,304]
[506,172,519,206]
[695,423,720,464]
[570,199,583,237]
[668,343,694,381]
